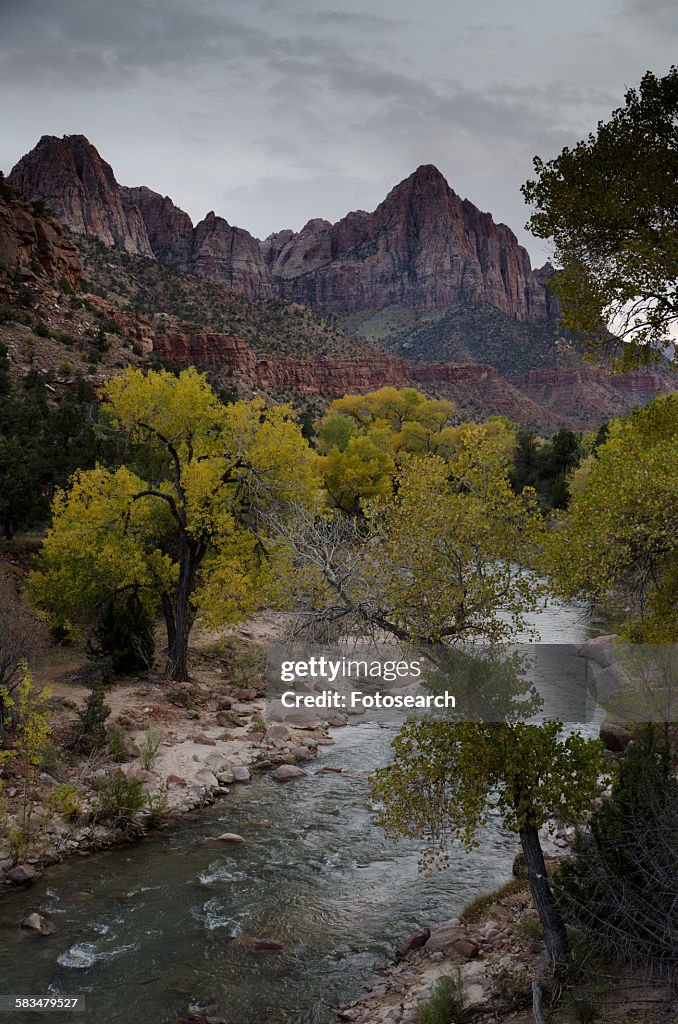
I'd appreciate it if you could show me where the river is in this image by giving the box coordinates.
[0,602,598,1024]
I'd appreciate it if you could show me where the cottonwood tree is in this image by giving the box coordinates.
[523,67,678,367]
[29,367,320,680]
[545,394,678,642]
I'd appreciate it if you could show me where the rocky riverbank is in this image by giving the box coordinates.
[0,617,332,892]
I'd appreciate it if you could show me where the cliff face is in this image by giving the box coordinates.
[9,137,556,322]
[0,182,81,291]
[262,166,553,319]
[9,136,153,256]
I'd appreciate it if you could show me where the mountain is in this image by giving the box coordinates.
[10,135,555,321]
[0,175,81,293]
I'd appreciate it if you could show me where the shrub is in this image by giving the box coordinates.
[139,725,164,770]
[71,671,111,754]
[415,971,466,1024]
[96,769,145,827]
[106,723,130,763]
[34,320,51,338]
[45,782,84,822]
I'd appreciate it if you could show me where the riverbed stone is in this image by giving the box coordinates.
[231,766,250,783]
[217,833,244,844]
[424,922,465,955]
[21,912,55,935]
[271,764,307,782]
[192,733,217,746]
[396,927,431,960]
[194,769,219,788]
[7,865,36,886]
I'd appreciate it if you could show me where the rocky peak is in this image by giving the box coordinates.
[9,135,153,256]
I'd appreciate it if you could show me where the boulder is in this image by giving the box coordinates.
[599,717,634,753]
[245,937,283,951]
[166,774,187,786]
[215,696,233,711]
[193,769,219,789]
[7,864,36,886]
[271,764,307,782]
[452,937,479,958]
[191,733,217,746]
[291,745,313,762]
[577,635,618,668]
[21,912,55,935]
[424,923,465,955]
[216,833,244,844]
[231,766,250,783]
[395,927,431,961]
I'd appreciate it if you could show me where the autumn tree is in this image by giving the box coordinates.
[522,67,678,367]
[371,719,605,966]
[29,368,320,680]
[544,394,678,641]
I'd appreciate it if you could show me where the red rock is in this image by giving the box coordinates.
[396,927,431,960]
[191,733,217,746]
[245,938,283,951]
[166,774,187,786]
[0,183,81,290]
[10,135,152,256]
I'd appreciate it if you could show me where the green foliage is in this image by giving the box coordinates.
[523,66,678,367]
[71,679,111,755]
[371,721,605,865]
[138,725,164,770]
[45,783,84,822]
[414,971,466,1024]
[510,428,583,511]
[93,593,155,674]
[95,769,145,828]
[555,729,678,986]
[545,395,678,640]
[29,367,320,679]
[106,723,130,763]
[459,879,525,924]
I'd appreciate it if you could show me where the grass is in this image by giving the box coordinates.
[459,878,526,925]
[415,970,466,1024]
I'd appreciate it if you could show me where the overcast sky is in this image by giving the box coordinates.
[1,0,675,261]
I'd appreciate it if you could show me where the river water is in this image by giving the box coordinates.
[0,603,597,1024]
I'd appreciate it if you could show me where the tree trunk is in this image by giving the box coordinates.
[163,537,201,682]
[520,822,569,967]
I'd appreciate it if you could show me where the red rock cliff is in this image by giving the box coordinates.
[0,181,81,291]
[10,138,556,322]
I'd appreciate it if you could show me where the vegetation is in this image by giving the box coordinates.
[29,367,320,680]
[545,394,678,640]
[523,66,678,367]
[414,970,466,1024]
[556,729,677,986]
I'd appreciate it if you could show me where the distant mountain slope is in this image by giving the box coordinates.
[10,135,557,321]
[341,301,581,377]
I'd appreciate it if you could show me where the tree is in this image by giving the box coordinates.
[522,67,678,367]
[544,395,678,641]
[555,729,677,986]
[29,367,320,680]
[371,719,605,967]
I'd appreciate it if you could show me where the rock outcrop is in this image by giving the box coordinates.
[10,137,557,321]
[0,181,81,290]
[9,136,153,256]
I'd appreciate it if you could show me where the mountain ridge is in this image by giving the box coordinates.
[9,134,557,321]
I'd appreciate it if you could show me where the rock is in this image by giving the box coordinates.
[217,770,234,785]
[452,938,479,958]
[578,634,618,668]
[271,764,307,782]
[244,937,284,951]
[464,982,486,1006]
[424,923,465,955]
[264,724,291,742]
[7,865,36,886]
[216,711,242,727]
[9,135,153,255]
[595,662,632,702]
[231,766,250,783]
[215,696,233,711]
[0,180,81,290]
[21,912,55,935]
[216,833,244,844]
[600,717,634,753]
[234,688,258,702]
[193,769,219,788]
[191,733,217,746]
[290,745,313,762]
[396,927,431,961]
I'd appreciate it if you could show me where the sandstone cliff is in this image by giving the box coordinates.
[0,179,81,291]
[10,137,556,322]
[9,136,153,256]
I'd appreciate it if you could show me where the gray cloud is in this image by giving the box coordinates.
[1,0,674,259]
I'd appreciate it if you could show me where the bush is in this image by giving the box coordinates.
[45,783,84,822]
[139,725,164,770]
[71,671,111,754]
[556,728,678,986]
[106,723,130,763]
[34,320,51,338]
[96,769,145,827]
[415,971,466,1024]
